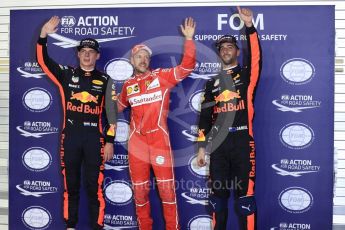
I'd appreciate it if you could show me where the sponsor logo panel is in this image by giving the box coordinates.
[126,83,140,96]
[278,187,313,214]
[189,90,205,113]
[17,62,45,79]
[22,88,52,112]
[272,94,321,113]
[189,62,220,79]
[21,206,52,230]
[103,214,137,229]
[182,187,211,206]
[187,215,213,230]
[55,15,136,49]
[22,147,52,172]
[16,180,58,197]
[280,58,315,85]
[195,13,288,43]
[272,159,320,177]
[104,181,133,206]
[270,222,311,230]
[114,120,130,144]
[146,78,160,90]
[188,153,210,178]
[105,58,133,82]
[128,91,162,107]
[279,123,314,150]
[182,125,200,142]
[16,121,59,138]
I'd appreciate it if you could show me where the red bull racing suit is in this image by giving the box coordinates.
[36,37,117,229]
[118,40,195,230]
[198,26,262,230]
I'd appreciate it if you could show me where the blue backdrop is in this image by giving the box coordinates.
[9,5,334,230]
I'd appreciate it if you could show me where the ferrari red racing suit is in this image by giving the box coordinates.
[118,40,195,230]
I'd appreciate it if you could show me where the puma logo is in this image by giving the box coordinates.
[209,200,216,210]
[241,204,251,211]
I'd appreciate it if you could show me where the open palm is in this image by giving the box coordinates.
[180,17,196,40]
[237,6,253,27]
[41,16,60,37]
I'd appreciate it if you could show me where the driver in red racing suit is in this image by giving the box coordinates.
[117,17,196,230]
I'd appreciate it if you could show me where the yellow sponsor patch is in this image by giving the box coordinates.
[197,129,206,142]
[127,83,140,96]
[92,80,103,85]
[107,125,115,137]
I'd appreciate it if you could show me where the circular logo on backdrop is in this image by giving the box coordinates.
[105,58,134,81]
[187,215,213,230]
[115,120,130,143]
[22,147,52,172]
[189,90,205,113]
[279,122,314,149]
[22,206,52,230]
[22,88,52,112]
[188,153,210,178]
[60,16,76,27]
[278,187,313,213]
[280,58,315,85]
[104,181,133,206]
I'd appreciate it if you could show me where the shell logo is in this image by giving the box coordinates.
[92,80,103,85]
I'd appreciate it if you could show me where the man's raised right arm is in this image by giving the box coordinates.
[36,16,65,84]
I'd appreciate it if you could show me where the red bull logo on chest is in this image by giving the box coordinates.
[214,89,241,103]
[70,91,98,103]
[213,100,245,113]
[213,89,245,113]
[67,102,101,115]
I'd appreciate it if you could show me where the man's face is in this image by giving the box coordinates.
[77,48,100,69]
[219,42,240,66]
[131,49,151,74]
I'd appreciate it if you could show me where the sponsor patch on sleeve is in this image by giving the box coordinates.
[127,83,140,96]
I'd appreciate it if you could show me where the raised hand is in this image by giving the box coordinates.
[40,16,60,38]
[180,17,196,40]
[237,6,253,27]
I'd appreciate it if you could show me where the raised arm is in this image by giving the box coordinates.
[238,7,261,77]
[36,16,66,84]
[238,6,262,137]
[157,17,196,87]
[40,16,60,38]
[180,17,196,41]
[237,6,253,27]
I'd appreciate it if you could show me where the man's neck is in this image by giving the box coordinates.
[222,64,238,70]
[134,70,150,76]
[222,60,238,70]
[80,66,95,72]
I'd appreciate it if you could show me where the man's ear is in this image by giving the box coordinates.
[237,49,240,57]
[96,53,100,60]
